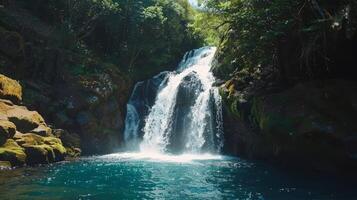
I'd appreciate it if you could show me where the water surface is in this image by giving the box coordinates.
[0,153,356,200]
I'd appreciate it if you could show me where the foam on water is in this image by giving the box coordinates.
[99,152,223,163]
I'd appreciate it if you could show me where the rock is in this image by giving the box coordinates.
[0,161,12,169]
[0,120,16,145]
[66,147,81,158]
[53,129,81,157]
[222,79,357,173]
[14,133,66,165]
[0,139,26,166]
[53,111,74,128]
[52,129,80,149]
[76,111,97,131]
[30,125,52,136]
[80,73,115,100]
[0,74,22,103]
[0,28,24,59]
[0,100,46,132]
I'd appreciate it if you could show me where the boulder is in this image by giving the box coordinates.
[14,133,66,165]
[1,102,46,133]
[0,120,16,145]
[52,129,81,157]
[0,74,22,103]
[52,129,80,149]
[30,125,52,136]
[0,161,12,169]
[0,139,26,166]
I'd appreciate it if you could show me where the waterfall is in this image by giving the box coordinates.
[124,47,223,154]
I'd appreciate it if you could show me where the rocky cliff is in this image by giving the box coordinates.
[0,74,67,167]
[0,3,132,156]
[220,66,357,173]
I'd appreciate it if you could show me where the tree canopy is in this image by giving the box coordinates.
[193,0,357,81]
[23,0,203,80]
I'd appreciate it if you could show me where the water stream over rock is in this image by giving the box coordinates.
[124,47,223,155]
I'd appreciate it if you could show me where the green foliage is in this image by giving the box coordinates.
[201,0,357,80]
[203,0,299,78]
[22,0,204,81]
[189,11,226,46]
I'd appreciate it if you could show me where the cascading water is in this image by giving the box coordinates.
[124,47,223,155]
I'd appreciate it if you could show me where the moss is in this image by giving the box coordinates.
[0,161,11,168]
[0,74,22,103]
[250,98,269,130]
[0,139,26,166]
[6,107,45,133]
[218,87,228,99]
[230,98,243,119]
[250,97,296,137]
[15,133,66,164]
[65,147,81,158]
[43,137,67,154]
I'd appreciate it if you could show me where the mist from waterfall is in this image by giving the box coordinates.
[124,47,223,155]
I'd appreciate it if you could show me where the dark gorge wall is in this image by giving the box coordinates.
[211,0,357,174]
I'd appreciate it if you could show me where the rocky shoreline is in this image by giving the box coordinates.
[0,74,68,167]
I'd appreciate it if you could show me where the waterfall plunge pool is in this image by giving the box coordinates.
[2,47,357,199]
[1,153,357,199]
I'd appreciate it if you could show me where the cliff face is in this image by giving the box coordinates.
[0,3,132,156]
[209,0,357,174]
[219,65,357,173]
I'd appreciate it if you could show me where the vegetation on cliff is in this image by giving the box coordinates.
[194,0,357,172]
[193,0,356,79]
[20,0,203,81]
[0,0,207,155]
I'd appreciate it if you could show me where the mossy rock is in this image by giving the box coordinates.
[0,120,16,145]
[6,106,46,133]
[65,147,81,158]
[53,129,81,149]
[0,100,48,134]
[30,125,52,136]
[0,74,22,103]
[0,161,12,169]
[14,133,66,165]
[0,139,26,166]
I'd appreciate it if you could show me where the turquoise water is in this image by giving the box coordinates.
[0,153,356,200]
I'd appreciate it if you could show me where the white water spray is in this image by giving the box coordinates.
[124,47,223,156]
